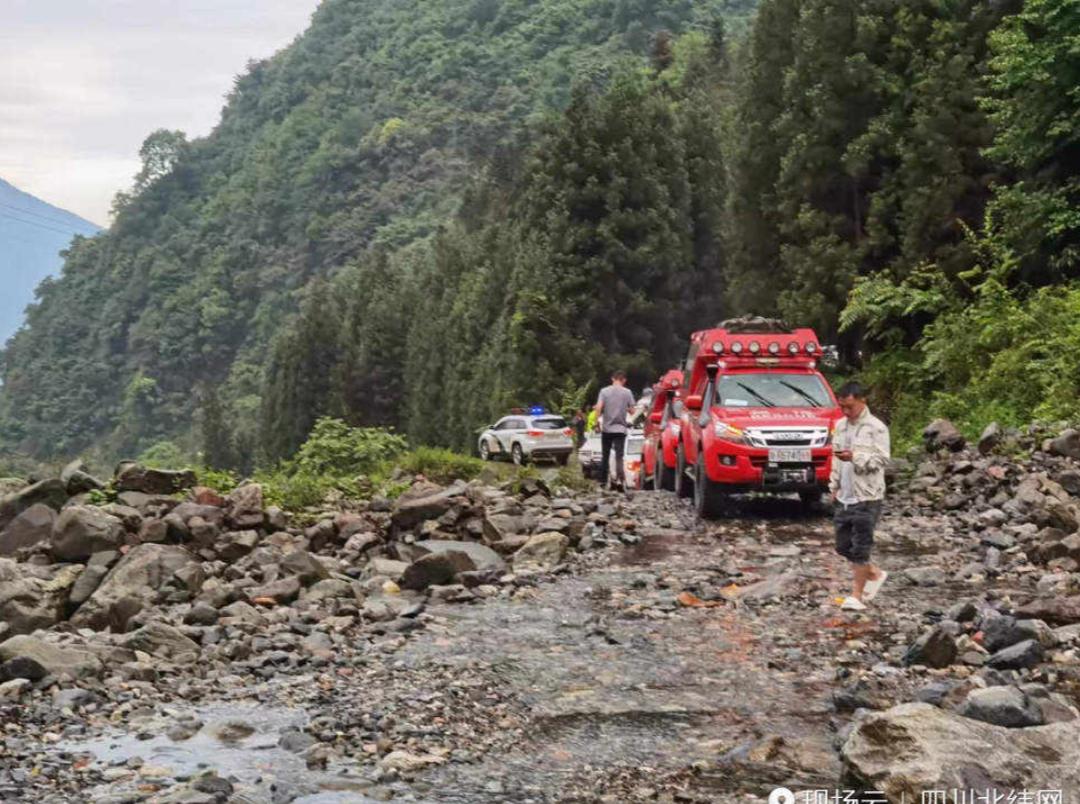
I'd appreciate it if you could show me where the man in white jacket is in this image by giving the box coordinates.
[829,382,890,611]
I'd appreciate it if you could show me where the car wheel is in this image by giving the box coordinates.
[479,440,491,461]
[674,445,694,499]
[511,443,526,466]
[556,454,570,467]
[694,453,725,519]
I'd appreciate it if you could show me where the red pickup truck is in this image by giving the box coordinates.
[674,323,842,518]
[641,368,685,491]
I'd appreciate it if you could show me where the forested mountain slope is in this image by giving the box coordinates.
[0,179,99,344]
[0,0,755,462]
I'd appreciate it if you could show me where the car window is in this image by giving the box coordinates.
[531,417,567,430]
[716,373,831,408]
[507,419,526,430]
[492,419,510,431]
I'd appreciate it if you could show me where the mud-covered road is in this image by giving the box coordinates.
[26,489,974,804]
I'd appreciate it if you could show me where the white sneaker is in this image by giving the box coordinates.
[863,570,889,602]
[840,597,867,611]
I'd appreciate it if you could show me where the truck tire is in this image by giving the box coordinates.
[694,454,725,519]
[479,440,491,461]
[556,453,570,467]
[658,460,676,492]
[512,443,527,466]
[799,489,823,511]
[674,445,694,499]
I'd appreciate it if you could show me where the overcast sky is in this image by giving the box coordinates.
[1,0,321,225]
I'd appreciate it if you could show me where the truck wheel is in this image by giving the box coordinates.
[556,454,570,467]
[511,443,527,466]
[694,454,725,519]
[674,446,694,499]
[642,466,654,491]
[479,440,491,461]
[799,489,823,511]
[658,461,676,492]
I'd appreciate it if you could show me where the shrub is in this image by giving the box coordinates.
[293,418,408,477]
[389,447,485,484]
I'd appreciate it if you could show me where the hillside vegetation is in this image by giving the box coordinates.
[3,0,1079,470]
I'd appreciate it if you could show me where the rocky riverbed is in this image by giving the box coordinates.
[3,421,1080,803]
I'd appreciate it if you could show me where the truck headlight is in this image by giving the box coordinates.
[713,422,748,445]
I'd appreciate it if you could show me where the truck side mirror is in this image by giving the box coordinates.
[649,411,663,424]
[686,395,703,412]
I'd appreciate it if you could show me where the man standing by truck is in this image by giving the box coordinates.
[594,370,635,491]
[830,382,890,611]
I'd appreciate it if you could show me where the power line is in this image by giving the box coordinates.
[0,210,88,237]
[0,199,96,229]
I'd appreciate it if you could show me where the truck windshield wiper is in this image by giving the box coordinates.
[734,382,776,408]
[778,380,824,408]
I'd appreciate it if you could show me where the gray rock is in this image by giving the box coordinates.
[0,635,102,679]
[0,478,68,531]
[392,482,467,529]
[68,564,109,606]
[70,544,199,631]
[959,686,1044,728]
[370,558,409,577]
[1015,595,1080,626]
[401,551,476,591]
[903,625,958,669]
[281,549,329,585]
[0,655,47,682]
[0,678,31,700]
[842,703,1080,796]
[977,422,1003,455]
[923,419,966,452]
[122,622,200,663]
[414,540,506,572]
[245,577,301,604]
[216,530,259,561]
[902,566,947,586]
[61,460,104,495]
[0,503,57,556]
[0,559,80,635]
[512,531,569,570]
[226,483,264,529]
[1058,469,1080,496]
[986,639,1043,670]
[183,602,219,626]
[115,463,197,495]
[1049,428,1080,460]
[52,506,125,562]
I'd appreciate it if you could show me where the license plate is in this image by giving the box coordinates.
[768,448,812,463]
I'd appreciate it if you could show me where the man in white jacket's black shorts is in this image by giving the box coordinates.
[830,382,890,612]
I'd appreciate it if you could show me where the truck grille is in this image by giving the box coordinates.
[745,427,829,448]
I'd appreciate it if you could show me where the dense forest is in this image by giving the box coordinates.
[2,0,1078,471]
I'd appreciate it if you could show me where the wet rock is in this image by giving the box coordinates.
[0,634,103,678]
[959,686,1044,728]
[923,419,965,452]
[401,551,476,591]
[115,463,197,495]
[278,728,317,754]
[70,543,200,630]
[122,622,200,663]
[0,478,67,530]
[52,506,125,562]
[903,625,958,669]
[986,639,1043,670]
[0,655,47,682]
[512,532,568,570]
[842,703,1080,796]
[0,503,57,556]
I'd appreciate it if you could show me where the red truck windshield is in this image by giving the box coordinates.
[715,373,830,409]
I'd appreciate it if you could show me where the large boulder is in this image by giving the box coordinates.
[0,634,103,679]
[842,702,1080,797]
[52,506,125,562]
[280,549,329,585]
[923,419,966,453]
[392,482,467,530]
[1015,596,1080,626]
[0,559,81,635]
[226,483,264,529]
[902,625,957,669]
[115,463,197,495]
[60,459,104,495]
[0,503,57,556]
[401,551,476,591]
[959,686,1044,728]
[0,478,68,530]
[413,540,506,573]
[512,532,569,571]
[70,544,200,631]
[122,622,200,663]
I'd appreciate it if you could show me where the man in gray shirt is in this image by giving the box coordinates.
[594,370,635,491]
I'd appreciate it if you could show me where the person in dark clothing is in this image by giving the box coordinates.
[572,409,587,447]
